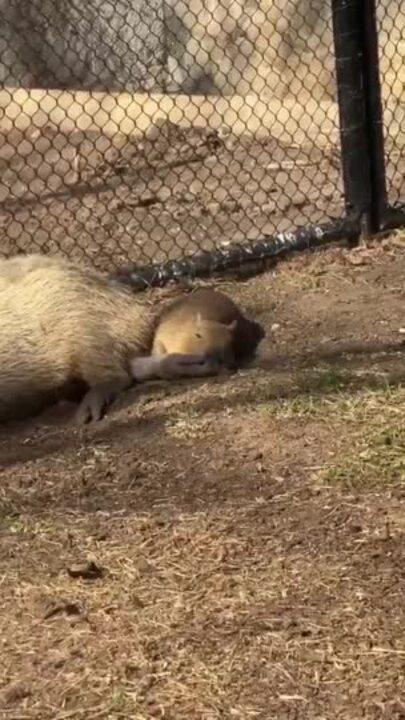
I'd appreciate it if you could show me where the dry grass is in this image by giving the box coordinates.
[0,237,404,719]
[1,476,404,719]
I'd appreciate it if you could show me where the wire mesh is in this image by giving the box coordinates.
[377,0,405,212]
[0,0,348,273]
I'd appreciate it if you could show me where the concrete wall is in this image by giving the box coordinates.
[0,0,403,103]
[166,0,334,101]
[167,0,404,102]
[0,0,165,91]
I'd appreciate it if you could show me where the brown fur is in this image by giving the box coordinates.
[0,255,225,423]
[0,257,263,423]
[0,253,62,284]
[152,289,265,366]
[130,352,223,382]
[0,254,157,422]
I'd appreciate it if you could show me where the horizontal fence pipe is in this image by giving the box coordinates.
[380,206,405,232]
[113,219,360,290]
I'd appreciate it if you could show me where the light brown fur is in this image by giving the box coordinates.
[0,253,63,284]
[0,254,156,422]
[152,289,265,366]
[0,255,224,423]
[153,311,236,362]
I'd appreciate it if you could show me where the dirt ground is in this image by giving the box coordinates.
[0,234,404,719]
[0,122,404,272]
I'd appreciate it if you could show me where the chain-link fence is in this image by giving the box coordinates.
[377,0,405,213]
[0,0,403,287]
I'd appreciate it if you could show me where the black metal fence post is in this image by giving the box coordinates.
[332,0,374,236]
[361,0,389,231]
[332,0,391,237]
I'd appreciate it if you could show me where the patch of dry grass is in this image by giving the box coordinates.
[1,239,405,719]
[323,422,404,489]
[1,498,404,719]
[320,390,405,488]
[258,382,405,489]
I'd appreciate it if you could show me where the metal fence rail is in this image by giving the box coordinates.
[0,0,403,287]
